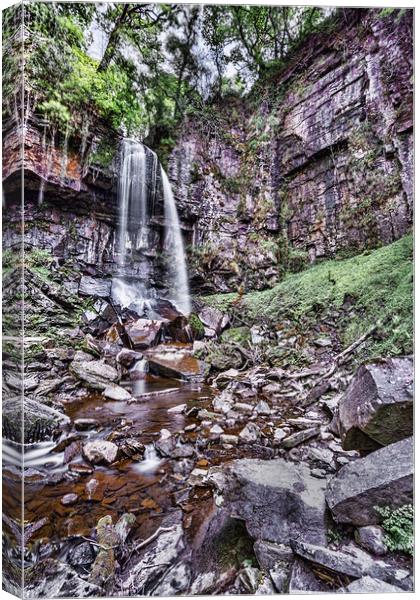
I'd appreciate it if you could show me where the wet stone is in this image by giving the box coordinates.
[61,493,79,506]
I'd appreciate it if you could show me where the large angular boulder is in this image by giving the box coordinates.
[3,397,70,443]
[70,360,119,390]
[125,318,163,349]
[338,357,413,451]
[326,436,413,526]
[208,458,328,546]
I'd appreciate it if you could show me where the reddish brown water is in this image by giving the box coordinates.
[3,375,214,556]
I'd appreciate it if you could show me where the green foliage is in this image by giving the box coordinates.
[189,313,205,339]
[375,504,414,555]
[327,528,343,545]
[221,326,251,344]
[202,235,413,359]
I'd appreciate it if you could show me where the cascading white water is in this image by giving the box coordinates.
[161,167,192,315]
[113,138,191,315]
[117,139,148,263]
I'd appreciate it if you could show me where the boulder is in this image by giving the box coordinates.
[78,276,111,298]
[326,436,413,526]
[338,357,413,451]
[337,576,408,593]
[198,306,226,334]
[23,559,101,598]
[102,384,131,401]
[208,458,328,546]
[292,541,412,590]
[3,397,70,443]
[164,316,193,343]
[288,558,329,593]
[355,526,387,556]
[121,524,184,595]
[125,319,163,349]
[116,348,143,368]
[69,360,119,390]
[83,440,118,465]
[146,345,208,382]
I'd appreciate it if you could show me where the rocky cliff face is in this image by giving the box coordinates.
[170,9,413,293]
[2,9,413,298]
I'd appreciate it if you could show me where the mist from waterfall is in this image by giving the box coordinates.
[113,139,191,316]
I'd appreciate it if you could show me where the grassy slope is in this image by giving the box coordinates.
[201,234,413,359]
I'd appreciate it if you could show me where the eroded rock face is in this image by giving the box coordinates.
[326,436,413,526]
[170,9,413,293]
[338,356,413,451]
[208,458,328,546]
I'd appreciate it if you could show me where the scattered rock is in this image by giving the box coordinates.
[116,348,143,368]
[209,424,224,437]
[121,524,184,595]
[326,436,413,526]
[24,558,101,598]
[273,428,288,443]
[61,493,78,506]
[338,357,413,451]
[288,558,329,593]
[254,540,293,570]
[282,427,319,449]
[74,418,98,431]
[198,306,226,334]
[355,526,387,556]
[68,542,95,567]
[102,384,131,401]
[254,399,271,415]
[239,422,261,443]
[220,434,238,445]
[188,468,208,486]
[83,440,118,465]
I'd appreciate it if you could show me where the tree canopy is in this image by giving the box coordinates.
[3,2,334,155]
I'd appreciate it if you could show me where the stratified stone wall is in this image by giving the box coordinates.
[170,8,413,293]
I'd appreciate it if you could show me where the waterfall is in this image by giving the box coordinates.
[113,138,191,316]
[117,139,148,263]
[161,167,192,315]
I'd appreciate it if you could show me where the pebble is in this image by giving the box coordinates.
[61,493,78,506]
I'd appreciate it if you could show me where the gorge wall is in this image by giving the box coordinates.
[170,8,413,293]
[2,8,413,298]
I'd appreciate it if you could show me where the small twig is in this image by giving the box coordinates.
[319,323,378,381]
[133,526,175,553]
[81,535,119,551]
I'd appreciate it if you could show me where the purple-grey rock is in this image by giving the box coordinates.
[208,458,328,546]
[338,357,413,451]
[326,436,413,526]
